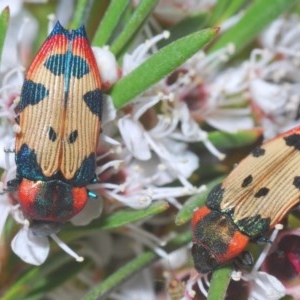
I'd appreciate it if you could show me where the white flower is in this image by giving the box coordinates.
[160,46,254,136]
[92,31,218,210]
[242,224,286,299]
[0,7,37,73]
[0,191,86,265]
[92,47,120,90]
[243,272,286,300]
[245,15,300,137]
[0,193,11,238]
[122,31,170,75]
[11,223,50,265]
[0,190,51,265]
[70,196,103,226]
[112,109,204,208]
[118,94,201,181]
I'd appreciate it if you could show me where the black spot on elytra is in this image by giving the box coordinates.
[44,54,89,78]
[254,187,269,198]
[293,176,300,189]
[19,80,49,111]
[68,130,78,144]
[252,147,265,157]
[284,134,300,151]
[83,89,103,120]
[242,175,253,188]
[48,127,57,142]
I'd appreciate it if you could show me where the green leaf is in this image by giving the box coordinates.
[3,254,90,300]
[84,251,156,300]
[2,268,40,300]
[209,0,294,55]
[110,27,219,109]
[83,231,192,300]
[208,0,248,26]
[62,201,170,242]
[27,260,91,297]
[0,7,9,65]
[92,0,130,46]
[69,0,94,28]
[218,0,249,24]
[110,0,159,55]
[208,0,234,26]
[195,129,263,151]
[175,176,225,225]
[207,266,232,300]
[97,200,169,229]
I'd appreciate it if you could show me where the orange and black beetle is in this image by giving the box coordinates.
[192,127,300,273]
[8,22,102,236]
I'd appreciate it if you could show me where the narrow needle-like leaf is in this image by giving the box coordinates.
[110,27,219,109]
[93,0,130,46]
[0,7,9,66]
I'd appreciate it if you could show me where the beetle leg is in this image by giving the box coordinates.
[234,251,254,268]
[256,236,272,244]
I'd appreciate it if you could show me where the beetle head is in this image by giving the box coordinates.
[191,242,221,273]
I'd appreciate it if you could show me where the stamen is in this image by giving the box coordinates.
[203,273,210,288]
[1,67,24,91]
[127,224,166,246]
[103,189,151,208]
[96,159,123,174]
[202,138,226,161]
[197,276,208,297]
[126,224,170,258]
[24,219,30,227]
[251,224,283,272]
[177,176,195,190]
[50,234,84,262]
[166,197,183,210]
[101,134,121,145]
[135,31,170,62]
[185,275,197,298]
[231,270,242,281]
[96,149,116,162]
[133,94,162,120]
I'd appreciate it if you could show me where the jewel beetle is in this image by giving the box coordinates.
[8,21,102,236]
[192,127,300,273]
